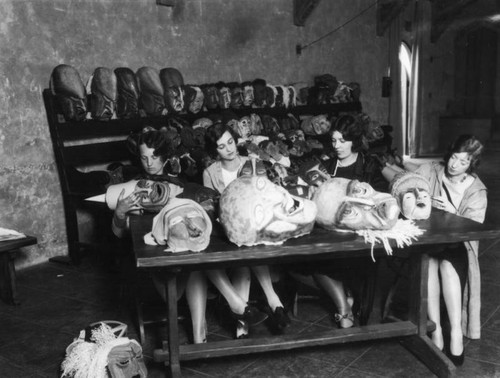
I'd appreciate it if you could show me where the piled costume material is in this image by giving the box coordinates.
[61,322,147,378]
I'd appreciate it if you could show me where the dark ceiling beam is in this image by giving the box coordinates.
[430,0,479,42]
[293,0,322,27]
[376,0,411,37]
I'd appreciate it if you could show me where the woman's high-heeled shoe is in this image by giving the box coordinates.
[231,305,268,326]
[334,313,354,329]
[447,350,465,366]
[271,306,291,330]
[236,320,249,339]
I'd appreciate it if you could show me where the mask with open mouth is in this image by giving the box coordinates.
[219,159,317,246]
[313,177,400,231]
[389,171,432,220]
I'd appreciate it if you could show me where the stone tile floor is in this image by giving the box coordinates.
[2,147,500,377]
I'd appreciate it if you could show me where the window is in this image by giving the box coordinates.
[399,42,411,156]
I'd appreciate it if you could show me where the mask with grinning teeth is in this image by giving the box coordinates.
[219,159,317,246]
[313,177,400,231]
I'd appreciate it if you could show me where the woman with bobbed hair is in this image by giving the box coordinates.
[323,114,387,191]
[202,122,291,339]
[412,134,487,366]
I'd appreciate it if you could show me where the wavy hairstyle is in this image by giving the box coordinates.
[444,134,484,173]
[330,114,367,153]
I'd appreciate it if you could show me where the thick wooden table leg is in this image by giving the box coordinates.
[165,273,181,378]
[401,252,456,378]
[0,250,20,305]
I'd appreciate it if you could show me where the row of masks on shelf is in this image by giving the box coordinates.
[103,160,432,253]
[49,64,360,122]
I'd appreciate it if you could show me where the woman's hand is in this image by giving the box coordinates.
[432,196,456,213]
[114,189,141,220]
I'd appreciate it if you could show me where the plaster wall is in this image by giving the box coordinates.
[0,0,388,268]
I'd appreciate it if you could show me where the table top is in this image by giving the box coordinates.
[131,210,500,270]
[0,236,37,253]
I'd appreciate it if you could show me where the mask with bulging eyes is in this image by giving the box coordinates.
[313,177,400,231]
[107,340,147,378]
[219,160,317,246]
[389,171,432,220]
[150,198,212,252]
[106,179,171,212]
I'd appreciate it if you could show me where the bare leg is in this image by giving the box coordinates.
[427,257,443,350]
[206,269,246,314]
[440,260,464,356]
[229,267,251,338]
[313,273,353,328]
[231,267,251,303]
[185,271,207,344]
[252,265,283,311]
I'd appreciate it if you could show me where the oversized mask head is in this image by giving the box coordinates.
[242,83,254,107]
[106,179,171,212]
[150,198,212,252]
[219,160,317,246]
[49,64,87,121]
[166,86,185,113]
[89,67,117,121]
[313,177,400,231]
[389,171,432,220]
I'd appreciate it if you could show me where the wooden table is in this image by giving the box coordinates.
[131,210,500,378]
[0,236,37,305]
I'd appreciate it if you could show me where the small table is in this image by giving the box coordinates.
[131,210,500,378]
[0,236,37,305]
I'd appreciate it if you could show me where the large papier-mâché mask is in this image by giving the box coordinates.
[389,171,432,220]
[313,177,400,231]
[107,340,147,378]
[219,161,317,246]
[49,64,88,122]
[150,198,212,252]
[106,179,171,212]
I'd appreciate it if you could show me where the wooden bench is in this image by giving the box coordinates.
[0,236,38,305]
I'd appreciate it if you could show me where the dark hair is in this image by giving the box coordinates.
[331,114,367,152]
[205,122,238,158]
[444,134,483,173]
[127,127,170,161]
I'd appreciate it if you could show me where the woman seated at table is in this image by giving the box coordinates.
[203,122,291,338]
[395,135,486,365]
[292,114,388,328]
